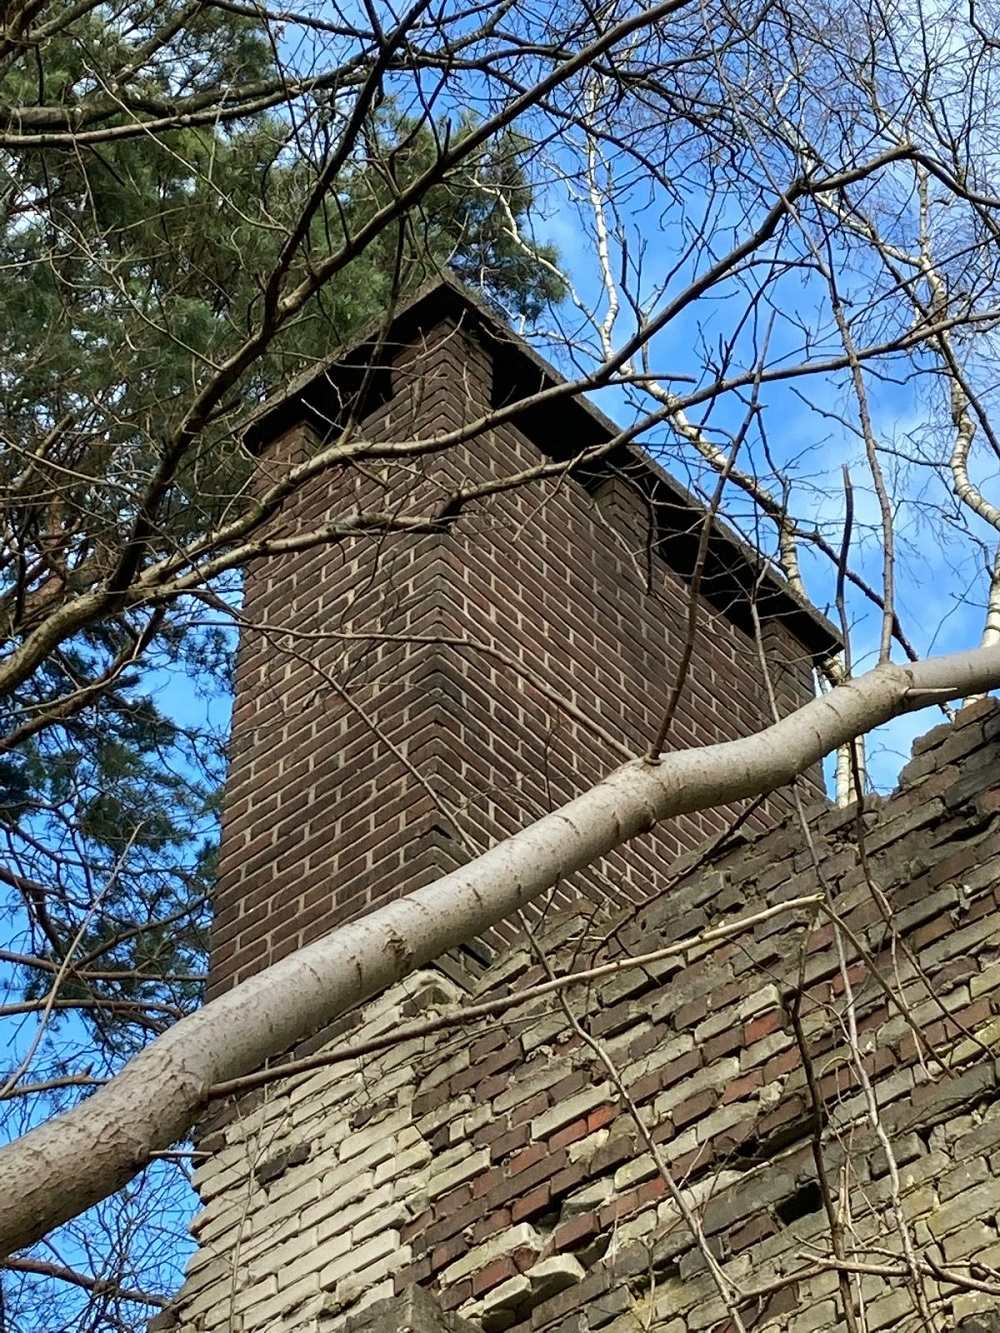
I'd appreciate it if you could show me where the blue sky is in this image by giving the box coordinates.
[512,170,999,791]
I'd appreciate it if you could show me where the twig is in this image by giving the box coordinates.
[2,1257,167,1308]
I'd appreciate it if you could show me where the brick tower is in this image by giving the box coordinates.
[207,276,839,1003]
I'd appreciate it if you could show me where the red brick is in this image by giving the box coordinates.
[597,1173,665,1225]
[816,1066,858,1102]
[587,1104,617,1132]
[512,1185,551,1222]
[485,1150,568,1212]
[743,1010,783,1043]
[830,961,867,996]
[508,1143,547,1176]
[636,1175,667,1206]
[552,1212,599,1251]
[472,1258,518,1296]
[722,1071,763,1104]
[968,892,997,922]
[473,1168,502,1199]
[434,1184,473,1218]
[857,1004,890,1034]
[550,1119,590,1151]
[763,1047,800,1082]
[472,1210,511,1243]
[805,923,835,952]
[599,1190,641,1226]
[513,1245,542,1274]
[394,1257,432,1291]
[945,998,991,1038]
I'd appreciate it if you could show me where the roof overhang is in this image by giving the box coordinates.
[241,276,842,661]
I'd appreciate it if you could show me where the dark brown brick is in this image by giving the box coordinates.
[661,1049,702,1089]
[472,1210,511,1243]
[703,1028,743,1062]
[757,1096,807,1136]
[763,1048,800,1082]
[430,1236,465,1274]
[675,997,709,1030]
[672,1088,717,1129]
[511,1093,549,1128]
[729,1213,777,1251]
[549,1161,590,1198]
[193,306,1000,1333]
[440,1280,473,1311]
[628,1070,664,1104]
[490,1124,532,1163]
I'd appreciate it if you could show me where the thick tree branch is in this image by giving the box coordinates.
[1,642,999,1255]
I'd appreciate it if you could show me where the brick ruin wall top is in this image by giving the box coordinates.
[166,698,1000,1333]
[208,307,826,1000]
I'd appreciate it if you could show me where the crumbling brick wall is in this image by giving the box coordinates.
[210,303,828,1002]
[166,699,1000,1333]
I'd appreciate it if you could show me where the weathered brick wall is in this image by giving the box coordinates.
[167,699,1000,1333]
[210,305,828,1000]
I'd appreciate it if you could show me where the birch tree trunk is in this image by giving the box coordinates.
[0,645,998,1257]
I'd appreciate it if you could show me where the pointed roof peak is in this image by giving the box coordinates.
[242,273,840,658]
